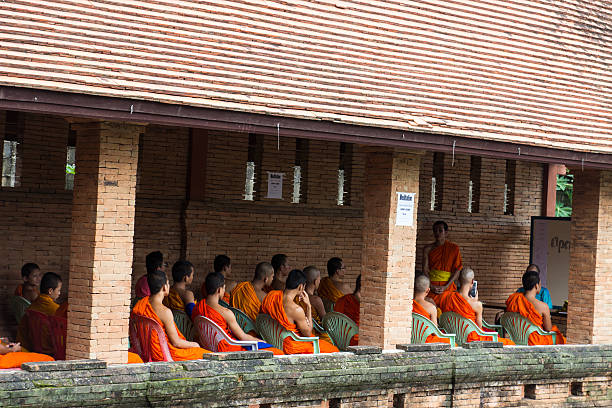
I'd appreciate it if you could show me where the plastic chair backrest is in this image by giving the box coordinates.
[230,307,257,335]
[193,315,258,352]
[172,309,197,341]
[23,309,54,356]
[255,314,320,353]
[322,298,335,313]
[500,312,557,345]
[322,311,359,351]
[411,313,456,348]
[10,296,30,324]
[129,314,173,362]
[439,311,498,346]
[49,315,67,360]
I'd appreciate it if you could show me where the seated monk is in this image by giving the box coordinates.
[201,255,235,303]
[296,266,333,345]
[412,274,450,344]
[163,260,196,317]
[515,264,553,309]
[268,254,291,292]
[261,269,339,354]
[440,268,514,346]
[0,341,54,369]
[423,220,463,304]
[131,270,209,361]
[334,275,361,346]
[134,251,168,300]
[230,262,274,322]
[506,270,566,345]
[18,272,63,354]
[318,257,351,306]
[193,272,283,355]
[15,263,42,303]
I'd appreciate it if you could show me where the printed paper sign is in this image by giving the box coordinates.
[396,192,415,226]
[266,172,284,199]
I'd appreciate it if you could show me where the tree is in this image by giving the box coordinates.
[555,170,573,217]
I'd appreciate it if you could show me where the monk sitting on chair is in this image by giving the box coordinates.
[506,270,566,345]
[412,274,450,344]
[163,260,197,317]
[134,251,167,300]
[230,262,274,323]
[334,275,361,346]
[132,270,209,361]
[268,254,291,291]
[261,269,339,354]
[193,272,283,354]
[200,255,235,304]
[15,263,42,303]
[423,220,463,304]
[296,266,333,345]
[440,268,514,345]
[318,257,351,306]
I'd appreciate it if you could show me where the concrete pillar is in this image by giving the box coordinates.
[360,148,421,349]
[567,169,612,344]
[66,121,142,363]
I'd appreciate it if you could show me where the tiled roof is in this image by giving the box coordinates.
[1,0,611,153]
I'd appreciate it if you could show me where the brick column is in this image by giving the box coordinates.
[360,148,421,349]
[66,121,142,363]
[567,169,612,344]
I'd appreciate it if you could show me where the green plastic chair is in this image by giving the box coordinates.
[322,311,358,351]
[172,309,197,342]
[255,314,320,354]
[322,298,335,313]
[483,319,504,337]
[9,295,30,324]
[229,307,257,335]
[439,311,498,346]
[219,299,230,309]
[411,313,456,347]
[500,312,557,345]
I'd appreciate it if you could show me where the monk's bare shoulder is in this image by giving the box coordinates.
[226,280,237,293]
[532,298,549,316]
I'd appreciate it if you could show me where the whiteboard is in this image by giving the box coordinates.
[530,217,571,307]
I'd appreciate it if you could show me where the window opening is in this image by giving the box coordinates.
[292,138,309,203]
[431,152,444,211]
[2,111,23,188]
[244,134,263,201]
[504,160,516,215]
[65,126,76,190]
[337,142,352,206]
[468,156,481,213]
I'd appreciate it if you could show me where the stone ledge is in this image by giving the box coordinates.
[396,343,452,352]
[201,350,274,361]
[347,346,383,355]
[462,341,503,349]
[21,359,107,372]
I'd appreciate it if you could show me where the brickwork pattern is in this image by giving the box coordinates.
[67,121,141,363]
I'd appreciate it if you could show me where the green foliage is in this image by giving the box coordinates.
[66,164,75,175]
[555,170,573,217]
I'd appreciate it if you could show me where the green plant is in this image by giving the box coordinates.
[555,170,573,217]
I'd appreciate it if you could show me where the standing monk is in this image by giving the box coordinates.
[423,221,463,304]
[230,262,274,322]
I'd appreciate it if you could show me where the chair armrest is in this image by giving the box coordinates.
[534,327,557,344]
[473,325,498,341]
[438,332,456,348]
[227,339,259,350]
[287,332,320,354]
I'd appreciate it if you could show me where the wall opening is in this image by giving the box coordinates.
[337,142,352,206]
[244,133,263,201]
[2,111,23,188]
[468,156,481,213]
[504,160,516,215]
[431,152,444,211]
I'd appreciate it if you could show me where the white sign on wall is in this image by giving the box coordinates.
[395,192,416,226]
[266,172,284,199]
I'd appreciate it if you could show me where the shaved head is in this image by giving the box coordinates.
[303,266,320,283]
[414,274,430,294]
[459,267,474,285]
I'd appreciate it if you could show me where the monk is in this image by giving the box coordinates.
[318,257,351,306]
[506,270,566,345]
[193,272,283,354]
[423,220,463,304]
[134,251,167,299]
[516,264,553,309]
[440,268,514,346]
[412,274,450,344]
[15,262,42,303]
[334,275,361,346]
[163,260,196,317]
[131,269,208,361]
[261,269,339,354]
[230,262,274,322]
[296,266,333,345]
[0,341,54,369]
[269,254,291,291]
[17,272,63,355]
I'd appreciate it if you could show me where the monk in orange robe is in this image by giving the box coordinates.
[423,221,463,304]
[295,266,335,345]
[318,257,352,306]
[334,275,361,346]
[163,260,197,317]
[17,272,63,354]
[131,270,208,361]
[193,272,283,354]
[505,271,566,345]
[440,268,514,346]
[200,255,235,303]
[230,262,274,322]
[15,263,42,303]
[0,342,54,369]
[261,270,339,354]
[268,254,292,291]
[412,274,451,344]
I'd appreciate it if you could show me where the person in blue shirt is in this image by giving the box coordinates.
[516,264,553,309]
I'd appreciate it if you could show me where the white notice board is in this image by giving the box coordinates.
[529,216,571,307]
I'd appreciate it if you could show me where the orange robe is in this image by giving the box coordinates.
[163,288,186,312]
[412,300,451,344]
[295,298,334,345]
[127,352,144,364]
[192,301,283,355]
[440,292,514,345]
[427,241,462,304]
[334,293,360,346]
[55,302,69,319]
[0,351,54,369]
[261,291,338,354]
[230,281,261,322]
[318,277,344,303]
[17,294,60,354]
[505,293,566,345]
[28,294,59,316]
[131,297,208,361]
